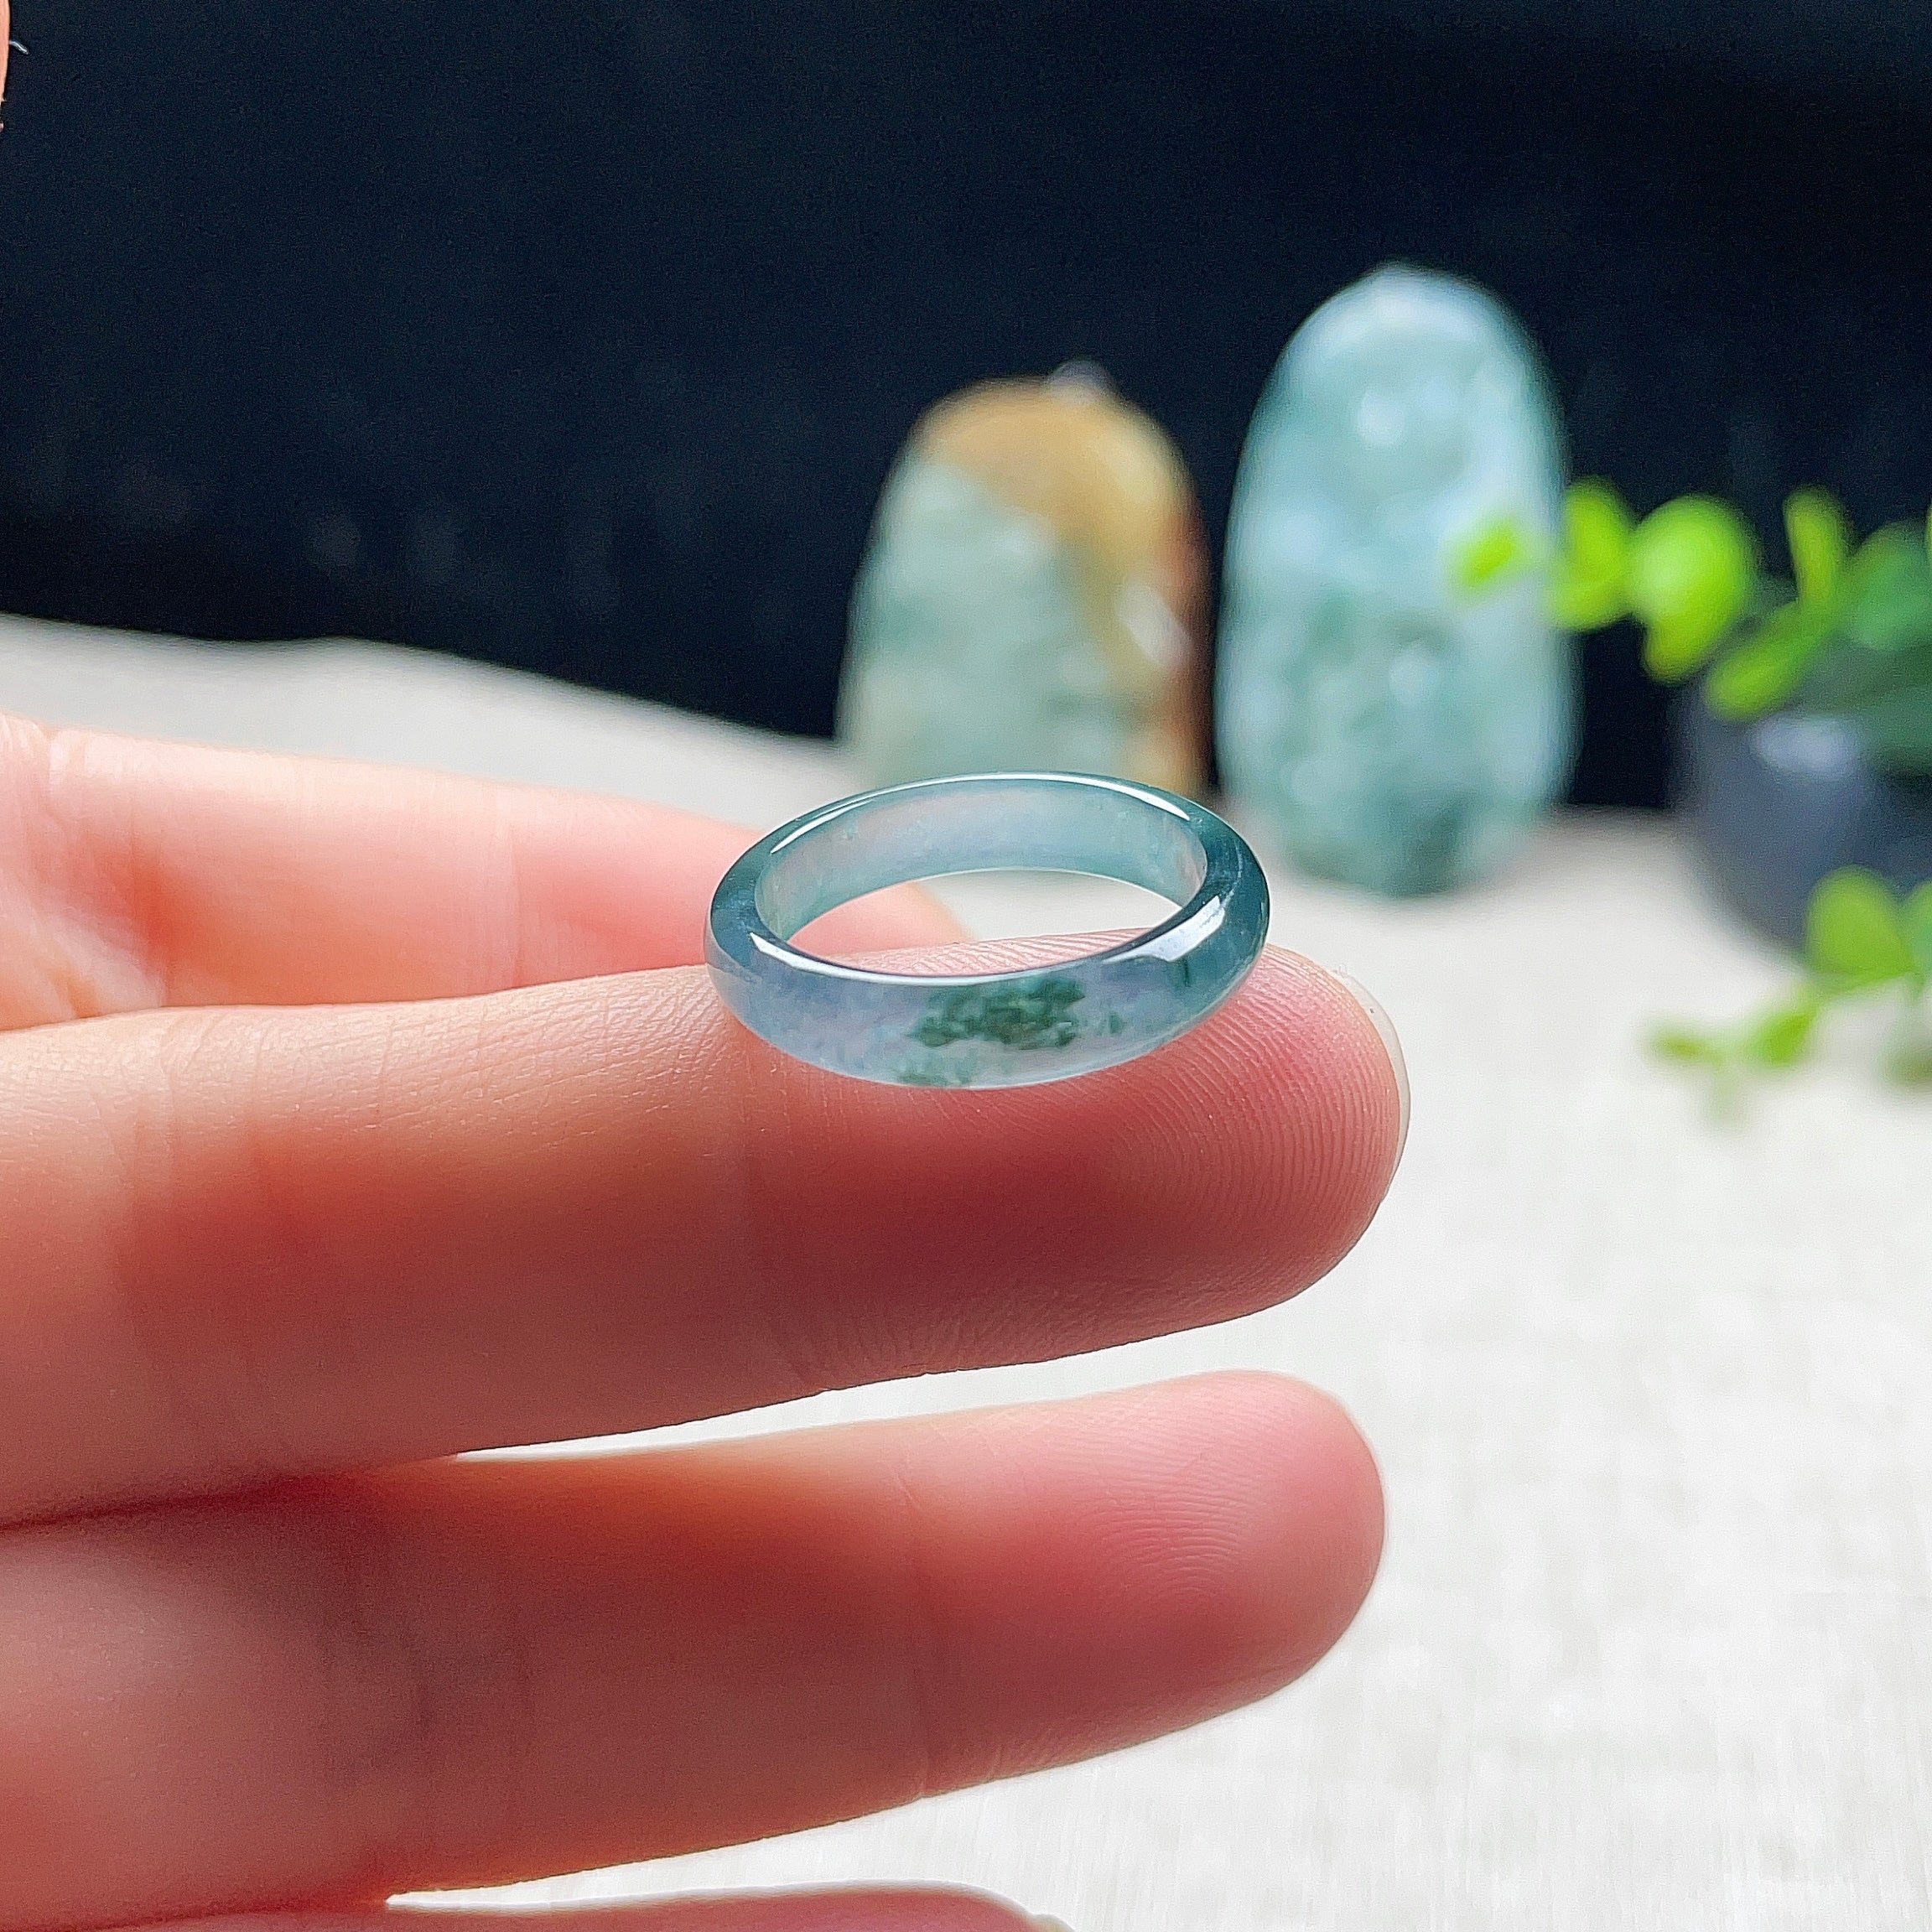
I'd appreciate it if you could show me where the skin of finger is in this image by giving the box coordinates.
[0,714,957,1026]
[0,1375,1381,1924]
[0,945,1399,1520]
[154,1894,1041,1932]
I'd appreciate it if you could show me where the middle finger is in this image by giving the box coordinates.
[0,1376,1381,1926]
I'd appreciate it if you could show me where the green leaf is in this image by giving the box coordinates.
[1628,496,1758,681]
[1703,602,1832,719]
[1794,636,1932,714]
[1842,526,1932,652]
[1649,1024,1728,1067]
[1904,881,1932,976]
[1550,480,1636,630]
[1889,1044,1932,1085]
[1451,514,1535,594]
[1741,997,1820,1068]
[1888,1016,1932,1085]
[1786,488,1852,608]
[1841,685,1932,776]
[1805,867,1915,984]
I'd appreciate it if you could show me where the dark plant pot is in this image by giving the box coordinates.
[1675,698,1932,950]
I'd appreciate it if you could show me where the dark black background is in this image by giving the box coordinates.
[2,2,1930,805]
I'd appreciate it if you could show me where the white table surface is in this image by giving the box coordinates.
[4,615,1929,1931]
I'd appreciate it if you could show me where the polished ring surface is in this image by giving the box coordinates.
[705,771,1270,1088]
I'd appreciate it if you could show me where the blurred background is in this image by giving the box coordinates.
[3,0,1931,809]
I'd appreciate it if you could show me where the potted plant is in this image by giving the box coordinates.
[1463,484,1932,947]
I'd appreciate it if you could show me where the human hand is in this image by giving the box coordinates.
[0,712,1404,1929]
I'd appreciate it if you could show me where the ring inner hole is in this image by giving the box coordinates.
[758,783,1208,947]
[795,871,1184,967]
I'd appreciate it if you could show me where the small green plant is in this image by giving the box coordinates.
[1652,867,1932,1104]
[1456,484,1932,773]
[1452,492,1932,1101]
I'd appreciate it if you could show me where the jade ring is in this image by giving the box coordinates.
[705,771,1270,1088]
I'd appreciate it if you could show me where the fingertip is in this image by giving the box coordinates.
[912,1373,1384,1774]
[1325,967,1410,1166]
[158,1895,1043,1932]
[571,1890,1046,1932]
[1116,1372,1384,1699]
[1109,947,1405,1317]
[1241,947,1406,1194]
[1219,1371,1385,1681]
[695,937,1405,1370]
[659,1890,1042,1932]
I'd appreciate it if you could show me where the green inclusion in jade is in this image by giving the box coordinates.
[911,975,1088,1052]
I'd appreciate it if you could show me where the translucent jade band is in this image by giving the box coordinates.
[705,771,1270,1088]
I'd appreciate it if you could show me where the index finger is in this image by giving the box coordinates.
[0,943,1403,1521]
